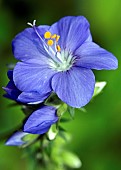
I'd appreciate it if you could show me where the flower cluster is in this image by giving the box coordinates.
[3,16,118,145]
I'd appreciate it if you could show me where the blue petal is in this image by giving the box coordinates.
[3,86,21,101]
[51,16,92,52]
[12,25,50,61]
[51,67,95,108]
[13,61,56,93]
[49,22,59,35]
[18,91,51,104]
[7,70,13,80]
[24,106,58,134]
[3,70,21,101]
[6,131,28,146]
[74,42,118,70]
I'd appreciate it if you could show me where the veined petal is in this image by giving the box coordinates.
[54,16,92,52]
[74,42,118,70]
[49,22,59,35]
[13,61,56,93]
[18,91,50,104]
[24,106,58,134]
[12,25,50,62]
[51,67,95,108]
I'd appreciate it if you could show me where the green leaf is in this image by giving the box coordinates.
[68,106,75,118]
[62,151,82,169]
[58,126,66,132]
[60,118,71,123]
[93,81,107,98]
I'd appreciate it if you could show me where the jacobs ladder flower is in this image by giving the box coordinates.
[13,16,118,108]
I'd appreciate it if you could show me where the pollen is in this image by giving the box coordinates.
[56,35,60,42]
[56,45,61,52]
[44,31,51,39]
[51,34,57,39]
[47,39,54,46]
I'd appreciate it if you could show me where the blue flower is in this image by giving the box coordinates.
[6,131,29,146]
[3,70,50,104]
[6,105,58,145]
[23,105,58,134]
[12,16,118,108]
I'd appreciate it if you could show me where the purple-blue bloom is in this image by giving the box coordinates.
[12,16,118,108]
[6,131,29,146]
[24,105,58,134]
[3,70,49,104]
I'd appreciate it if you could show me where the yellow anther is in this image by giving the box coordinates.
[56,45,61,52]
[56,35,60,42]
[51,34,57,39]
[47,39,54,46]
[44,31,51,39]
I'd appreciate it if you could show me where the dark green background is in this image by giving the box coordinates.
[0,0,121,170]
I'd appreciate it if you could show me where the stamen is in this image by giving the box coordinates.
[51,34,57,39]
[56,45,61,52]
[56,35,60,42]
[44,32,51,39]
[47,40,54,46]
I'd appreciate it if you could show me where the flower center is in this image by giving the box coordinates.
[28,20,75,72]
[49,50,75,72]
[43,31,74,72]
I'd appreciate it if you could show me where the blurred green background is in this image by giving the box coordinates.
[0,0,121,170]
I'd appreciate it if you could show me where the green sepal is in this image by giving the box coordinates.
[78,107,87,112]
[23,134,38,142]
[68,106,75,118]
[60,118,71,123]
[57,103,68,117]
[22,133,39,148]
[45,93,62,106]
